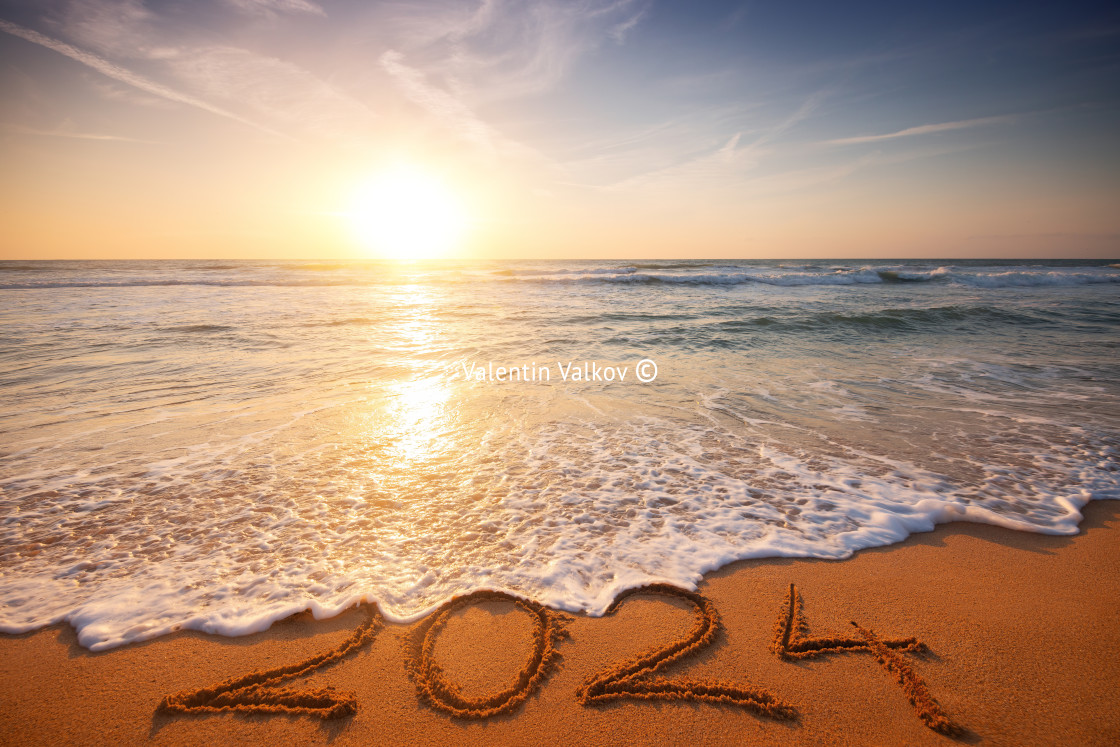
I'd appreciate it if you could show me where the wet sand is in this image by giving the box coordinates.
[2,500,1118,746]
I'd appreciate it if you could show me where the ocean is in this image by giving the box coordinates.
[1,258,1118,650]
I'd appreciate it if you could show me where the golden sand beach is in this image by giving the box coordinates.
[2,500,1117,746]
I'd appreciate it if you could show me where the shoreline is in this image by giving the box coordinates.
[2,500,1118,745]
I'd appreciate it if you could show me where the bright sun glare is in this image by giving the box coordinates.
[348,166,467,260]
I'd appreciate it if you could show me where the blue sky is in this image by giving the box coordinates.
[1,0,1118,258]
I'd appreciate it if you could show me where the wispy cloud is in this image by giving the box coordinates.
[573,90,830,192]
[384,0,648,103]
[379,49,505,154]
[224,0,325,17]
[827,115,1013,146]
[169,46,376,139]
[0,18,283,137]
[967,231,1120,241]
[609,3,648,43]
[588,130,758,192]
[576,118,980,198]
[51,0,157,60]
[740,142,981,197]
[3,121,159,143]
[7,0,646,158]
[743,90,831,153]
[6,2,375,142]
[90,79,176,108]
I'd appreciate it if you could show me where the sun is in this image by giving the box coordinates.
[348,165,467,260]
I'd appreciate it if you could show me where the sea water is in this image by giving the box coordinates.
[1,259,1118,650]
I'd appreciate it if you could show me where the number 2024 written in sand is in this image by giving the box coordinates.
[158,583,963,736]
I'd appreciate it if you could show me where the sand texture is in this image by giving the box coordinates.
[2,500,1118,746]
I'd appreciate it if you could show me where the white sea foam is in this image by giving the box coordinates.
[1,259,1117,650]
[2,392,1115,650]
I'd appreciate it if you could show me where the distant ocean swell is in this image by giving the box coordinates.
[524,267,1120,287]
[2,262,1119,290]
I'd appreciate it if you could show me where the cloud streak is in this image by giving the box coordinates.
[384,0,648,103]
[2,122,159,143]
[379,49,503,153]
[609,3,648,43]
[0,18,284,137]
[169,46,375,140]
[225,0,325,17]
[827,115,1013,146]
[571,90,830,192]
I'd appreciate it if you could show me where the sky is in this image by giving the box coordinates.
[1,0,1118,260]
